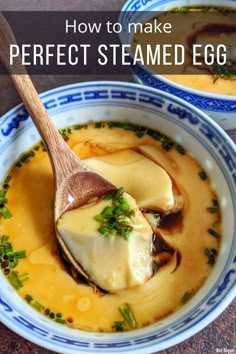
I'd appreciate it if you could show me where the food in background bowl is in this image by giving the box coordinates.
[0,82,235,353]
[120,0,236,130]
[131,6,236,95]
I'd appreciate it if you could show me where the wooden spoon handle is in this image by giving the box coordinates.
[0,14,85,182]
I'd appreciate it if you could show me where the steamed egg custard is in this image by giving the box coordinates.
[0,122,221,332]
[131,6,236,95]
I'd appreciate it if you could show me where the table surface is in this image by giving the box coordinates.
[0,1,235,354]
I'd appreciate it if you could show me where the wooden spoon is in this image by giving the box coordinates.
[0,15,117,287]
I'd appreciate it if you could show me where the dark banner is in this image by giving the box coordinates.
[1,9,236,76]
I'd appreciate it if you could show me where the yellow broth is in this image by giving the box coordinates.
[0,122,221,332]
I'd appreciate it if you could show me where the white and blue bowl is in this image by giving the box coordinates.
[0,81,235,353]
[119,0,236,130]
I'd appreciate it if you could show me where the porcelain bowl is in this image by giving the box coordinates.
[119,0,236,130]
[0,81,235,353]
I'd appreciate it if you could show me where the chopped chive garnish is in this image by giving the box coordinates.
[204,248,217,265]
[162,138,174,151]
[1,235,9,243]
[18,273,29,282]
[95,215,104,222]
[4,243,14,258]
[3,175,11,185]
[114,320,126,332]
[175,144,185,155]
[9,260,18,268]
[207,207,218,214]
[181,291,193,304]
[0,190,7,198]
[207,228,221,239]
[103,194,113,201]
[95,188,134,240]
[95,122,102,128]
[198,171,207,180]
[25,294,33,303]
[14,250,26,259]
[73,124,81,130]
[135,131,145,138]
[55,317,65,324]
[20,153,30,163]
[33,301,44,311]
[8,271,22,289]
[0,197,7,205]
[33,145,40,151]
[15,162,22,168]
[98,226,109,236]
[119,303,137,329]
[1,206,12,219]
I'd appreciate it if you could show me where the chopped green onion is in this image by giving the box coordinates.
[25,294,34,303]
[4,243,14,258]
[178,6,189,13]
[15,162,22,168]
[147,130,163,141]
[3,175,11,185]
[1,235,9,243]
[103,193,113,201]
[14,250,26,259]
[73,124,81,130]
[135,131,145,138]
[18,273,29,282]
[55,317,65,324]
[95,188,134,240]
[20,153,30,163]
[102,206,114,217]
[175,144,185,155]
[114,320,126,332]
[33,301,44,311]
[107,122,114,128]
[95,122,102,128]
[198,171,208,180]
[0,190,7,198]
[0,189,7,198]
[95,215,105,222]
[1,206,12,219]
[9,260,18,268]
[204,248,217,265]
[119,303,137,329]
[98,226,109,236]
[181,291,193,304]
[207,228,221,239]
[0,197,7,205]
[162,140,174,151]
[8,271,23,289]
[207,207,218,214]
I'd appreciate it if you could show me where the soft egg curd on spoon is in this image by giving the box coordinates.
[57,148,179,292]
